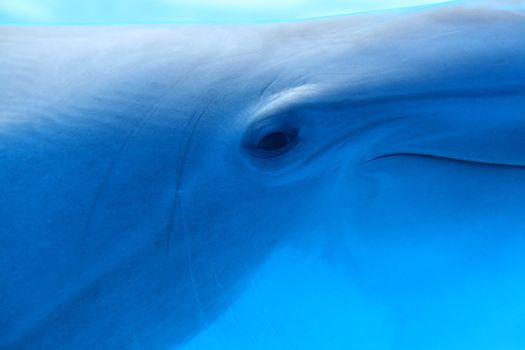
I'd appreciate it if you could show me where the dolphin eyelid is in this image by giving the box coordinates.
[242,114,300,158]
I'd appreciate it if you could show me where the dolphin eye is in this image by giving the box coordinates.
[259,131,296,152]
[249,128,299,158]
[243,114,301,160]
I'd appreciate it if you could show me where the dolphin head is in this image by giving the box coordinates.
[177,3,525,348]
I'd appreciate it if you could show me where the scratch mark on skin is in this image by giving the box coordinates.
[176,193,208,328]
[259,75,280,98]
[205,248,258,346]
[79,66,198,248]
[167,100,214,257]
[165,99,215,327]
[249,280,299,350]
[80,94,167,244]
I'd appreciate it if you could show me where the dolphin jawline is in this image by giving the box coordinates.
[364,152,525,168]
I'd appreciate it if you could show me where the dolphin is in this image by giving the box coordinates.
[1,1,525,349]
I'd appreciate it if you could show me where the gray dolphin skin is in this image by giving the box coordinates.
[2,1,525,349]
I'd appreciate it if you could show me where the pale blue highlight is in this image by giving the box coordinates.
[0,0,452,24]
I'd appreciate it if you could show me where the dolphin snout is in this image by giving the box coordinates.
[363,94,525,168]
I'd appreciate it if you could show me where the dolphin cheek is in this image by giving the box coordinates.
[174,181,324,316]
[347,137,525,274]
[333,154,525,336]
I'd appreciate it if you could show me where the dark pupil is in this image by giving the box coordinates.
[258,132,292,151]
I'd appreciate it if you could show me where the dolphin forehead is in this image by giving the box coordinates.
[256,4,525,106]
[148,3,525,125]
[2,3,524,120]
